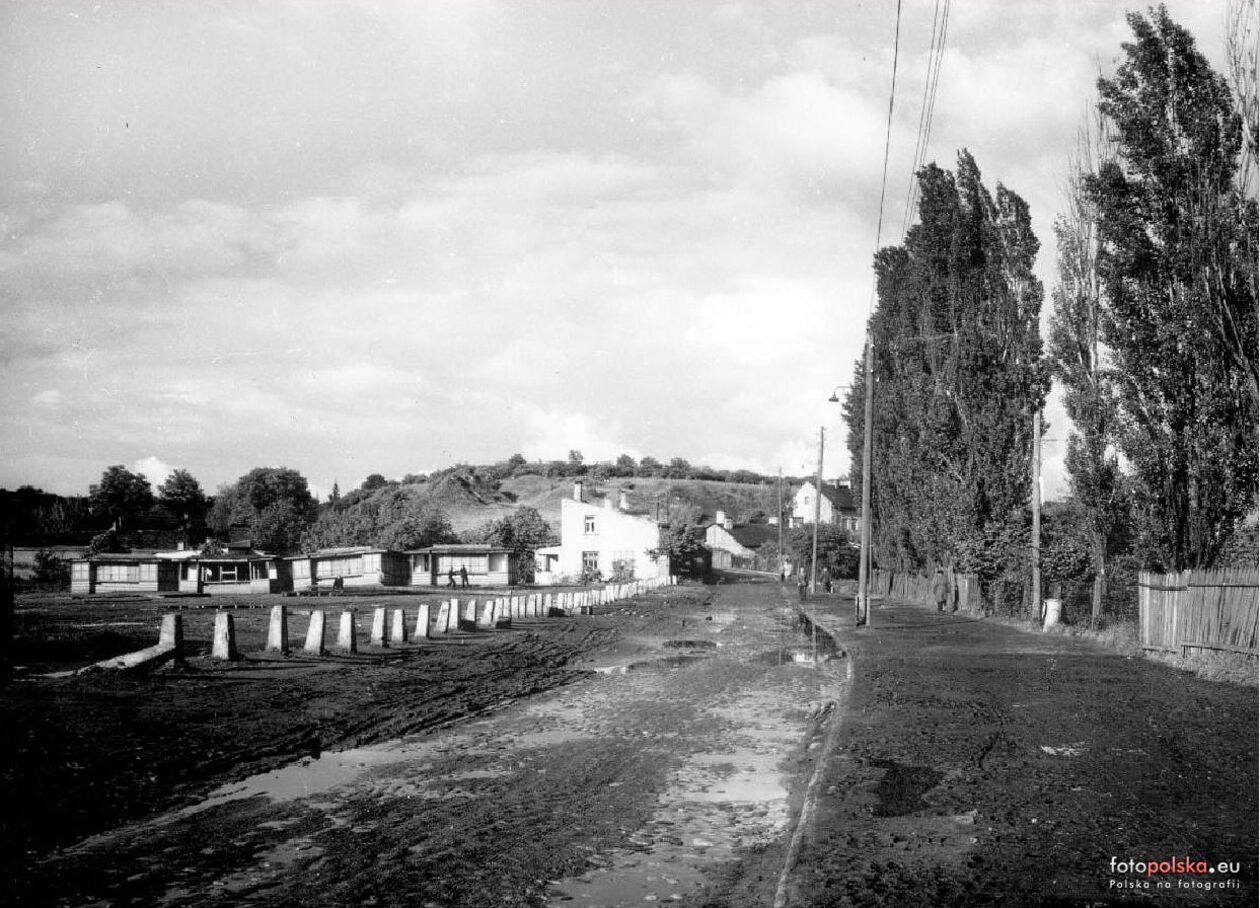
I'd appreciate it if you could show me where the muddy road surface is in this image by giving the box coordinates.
[9,579,842,907]
[6,578,1256,907]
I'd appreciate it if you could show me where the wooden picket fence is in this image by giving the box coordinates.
[1139,568,1259,657]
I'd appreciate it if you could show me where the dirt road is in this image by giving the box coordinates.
[782,597,1258,907]
[6,578,1256,907]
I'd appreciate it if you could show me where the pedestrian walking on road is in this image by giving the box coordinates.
[459,565,469,589]
[931,568,950,613]
[447,567,456,588]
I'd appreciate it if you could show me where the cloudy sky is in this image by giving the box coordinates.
[0,0,1232,499]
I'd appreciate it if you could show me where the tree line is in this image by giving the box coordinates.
[844,6,1258,618]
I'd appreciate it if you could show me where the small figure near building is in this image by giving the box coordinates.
[459,565,469,589]
[447,567,457,588]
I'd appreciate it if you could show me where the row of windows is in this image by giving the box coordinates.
[96,564,139,583]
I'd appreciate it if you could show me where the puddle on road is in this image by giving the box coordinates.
[592,654,711,675]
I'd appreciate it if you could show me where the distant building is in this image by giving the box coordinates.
[286,547,411,589]
[792,480,859,532]
[71,542,289,595]
[409,544,523,587]
[535,482,668,585]
[704,511,778,571]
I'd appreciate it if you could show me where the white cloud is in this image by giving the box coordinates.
[133,456,177,485]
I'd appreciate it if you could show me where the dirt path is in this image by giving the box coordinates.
[775,597,1258,907]
[10,579,844,907]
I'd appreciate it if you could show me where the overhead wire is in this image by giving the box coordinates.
[868,0,905,317]
[902,0,951,236]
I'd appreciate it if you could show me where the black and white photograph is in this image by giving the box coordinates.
[1,1,1256,905]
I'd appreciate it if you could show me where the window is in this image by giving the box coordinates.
[582,551,599,573]
[97,563,139,583]
[584,515,597,534]
[317,556,364,578]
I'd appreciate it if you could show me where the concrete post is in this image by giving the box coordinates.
[435,600,450,633]
[476,600,493,630]
[543,593,552,616]
[371,607,388,647]
[304,609,327,655]
[159,613,184,652]
[413,603,431,640]
[212,611,239,661]
[336,610,358,653]
[390,608,408,645]
[266,605,289,655]
[464,599,478,630]
[447,599,460,632]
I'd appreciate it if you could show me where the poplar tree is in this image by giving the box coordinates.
[1089,7,1258,569]
[847,151,1047,585]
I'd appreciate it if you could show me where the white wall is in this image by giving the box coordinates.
[555,496,665,580]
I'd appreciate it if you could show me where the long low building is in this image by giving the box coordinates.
[71,544,288,595]
[72,543,526,594]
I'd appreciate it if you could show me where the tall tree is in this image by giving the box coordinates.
[1089,7,1258,569]
[1048,111,1128,622]
[89,465,154,533]
[846,150,1047,586]
[211,467,317,554]
[157,469,208,543]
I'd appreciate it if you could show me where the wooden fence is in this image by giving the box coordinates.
[1139,568,1259,657]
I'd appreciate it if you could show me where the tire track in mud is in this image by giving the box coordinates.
[20,582,847,908]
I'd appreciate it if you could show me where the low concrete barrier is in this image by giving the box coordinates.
[413,603,431,640]
[390,608,409,645]
[336,609,358,653]
[212,611,240,661]
[266,605,289,655]
[370,607,389,647]
[304,610,327,655]
[85,613,184,672]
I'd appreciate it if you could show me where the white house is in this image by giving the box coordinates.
[792,480,860,532]
[704,511,779,571]
[535,482,667,584]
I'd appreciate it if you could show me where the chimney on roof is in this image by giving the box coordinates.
[604,495,615,510]
[618,489,630,511]
[724,514,733,531]
[573,480,584,502]
[715,510,727,528]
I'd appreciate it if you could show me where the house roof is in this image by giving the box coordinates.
[801,480,857,513]
[284,546,402,560]
[411,544,513,555]
[728,524,779,548]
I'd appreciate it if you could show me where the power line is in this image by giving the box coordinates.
[871,0,905,288]
[902,0,951,237]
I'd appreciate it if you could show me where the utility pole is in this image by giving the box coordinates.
[810,427,823,594]
[776,468,784,581]
[1031,407,1042,621]
[857,332,875,627]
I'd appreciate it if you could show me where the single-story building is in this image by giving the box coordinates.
[705,511,779,571]
[287,547,412,589]
[409,544,522,587]
[71,553,179,595]
[71,543,292,595]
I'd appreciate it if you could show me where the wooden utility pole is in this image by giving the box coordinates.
[810,428,824,593]
[857,333,875,627]
[1031,408,1042,621]
[777,468,784,581]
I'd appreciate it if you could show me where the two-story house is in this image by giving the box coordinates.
[534,482,667,584]
[792,480,860,532]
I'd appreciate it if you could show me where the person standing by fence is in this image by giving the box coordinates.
[932,568,951,613]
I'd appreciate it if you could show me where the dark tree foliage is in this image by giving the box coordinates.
[89,466,154,532]
[787,524,858,581]
[466,507,557,582]
[846,150,1048,579]
[211,467,317,554]
[1089,7,1258,569]
[157,469,208,543]
[302,484,458,552]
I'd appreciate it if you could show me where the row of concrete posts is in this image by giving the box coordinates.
[188,576,676,662]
